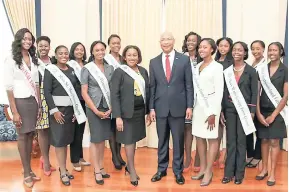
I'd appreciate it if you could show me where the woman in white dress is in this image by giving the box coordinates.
[191,38,224,186]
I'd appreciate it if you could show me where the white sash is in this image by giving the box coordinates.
[67,60,82,82]
[259,64,288,127]
[224,65,256,135]
[119,65,146,103]
[104,54,121,69]
[84,62,111,108]
[20,61,39,104]
[253,58,266,72]
[193,62,211,116]
[38,59,51,77]
[45,64,86,124]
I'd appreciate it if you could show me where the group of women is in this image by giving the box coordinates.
[4,27,287,188]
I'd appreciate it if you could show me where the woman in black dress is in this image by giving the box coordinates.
[255,42,287,186]
[44,45,80,186]
[215,37,234,169]
[111,45,150,186]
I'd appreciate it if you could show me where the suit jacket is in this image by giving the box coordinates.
[80,62,114,108]
[149,51,194,117]
[222,64,258,113]
[111,66,149,118]
[217,56,233,70]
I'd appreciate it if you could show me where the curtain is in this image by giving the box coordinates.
[3,0,36,35]
[102,0,163,148]
[165,0,223,52]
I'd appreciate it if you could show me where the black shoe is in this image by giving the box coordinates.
[112,158,122,170]
[175,174,185,185]
[130,180,138,186]
[267,180,275,186]
[255,172,268,180]
[59,169,70,186]
[234,178,243,185]
[222,177,232,184]
[246,160,261,168]
[191,173,204,180]
[125,166,140,180]
[151,171,167,182]
[118,157,126,166]
[94,172,104,185]
[100,168,110,178]
[65,169,74,179]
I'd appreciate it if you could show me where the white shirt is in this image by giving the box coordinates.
[4,55,39,98]
[162,50,175,75]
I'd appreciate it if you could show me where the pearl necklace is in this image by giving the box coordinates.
[233,64,246,72]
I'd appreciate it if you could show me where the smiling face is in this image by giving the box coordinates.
[198,40,213,59]
[22,32,33,50]
[109,37,121,54]
[56,47,69,64]
[268,44,281,62]
[232,43,246,62]
[160,32,175,54]
[251,42,264,60]
[92,43,106,61]
[186,35,198,52]
[124,48,139,68]
[218,39,230,56]
[37,40,50,57]
[74,44,85,60]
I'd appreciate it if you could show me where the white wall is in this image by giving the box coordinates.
[0,3,13,105]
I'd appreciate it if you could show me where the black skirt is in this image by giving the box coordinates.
[49,106,75,147]
[116,96,146,145]
[257,107,287,139]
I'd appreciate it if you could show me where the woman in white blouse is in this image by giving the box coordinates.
[4,28,41,188]
[191,38,224,186]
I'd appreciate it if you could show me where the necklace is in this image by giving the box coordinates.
[233,64,246,72]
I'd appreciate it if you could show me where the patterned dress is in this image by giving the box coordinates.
[0,104,17,141]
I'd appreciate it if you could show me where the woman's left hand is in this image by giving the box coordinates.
[37,108,42,121]
[72,115,76,123]
[265,115,275,125]
[146,115,152,126]
[206,115,216,131]
[103,109,112,119]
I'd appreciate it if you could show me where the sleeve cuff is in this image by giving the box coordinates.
[49,107,59,115]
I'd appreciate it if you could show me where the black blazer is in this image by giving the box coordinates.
[259,62,288,110]
[111,66,149,118]
[216,55,233,70]
[222,64,258,113]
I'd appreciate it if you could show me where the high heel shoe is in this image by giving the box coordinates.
[40,159,52,176]
[30,172,41,181]
[193,166,200,172]
[191,173,204,180]
[246,159,261,168]
[59,170,70,186]
[125,166,140,180]
[23,176,34,188]
[183,158,193,173]
[130,180,138,187]
[100,168,110,178]
[200,173,213,187]
[112,157,122,170]
[94,172,104,185]
[65,169,74,179]
[255,172,268,180]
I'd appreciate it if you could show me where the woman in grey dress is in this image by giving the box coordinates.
[81,41,113,185]
[111,45,150,186]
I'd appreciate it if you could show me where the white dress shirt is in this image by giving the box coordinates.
[4,55,39,98]
[162,50,175,76]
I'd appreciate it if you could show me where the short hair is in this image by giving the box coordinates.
[88,41,107,62]
[50,45,68,64]
[199,38,217,55]
[36,36,51,45]
[250,40,265,49]
[215,37,233,61]
[69,42,87,61]
[232,41,249,60]
[182,31,202,53]
[122,45,142,64]
[268,42,285,57]
[107,34,121,45]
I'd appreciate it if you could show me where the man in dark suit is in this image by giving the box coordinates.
[149,32,194,185]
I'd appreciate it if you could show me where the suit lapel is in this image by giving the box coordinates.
[103,63,111,79]
[270,63,283,81]
[238,64,248,86]
[157,54,167,83]
[169,52,179,83]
